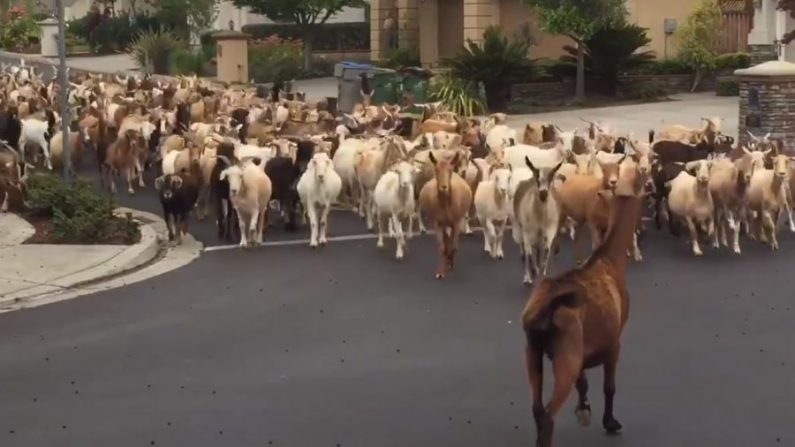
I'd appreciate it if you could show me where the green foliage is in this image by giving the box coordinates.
[677,0,723,90]
[243,22,369,51]
[623,80,668,100]
[715,78,739,96]
[26,174,140,244]
[524,0,627,40]
[68,13,168,54]
[442,26,537,110]
[0,1,38,51]
[154,0,218,39]
[560,21,655,93]
[429,72,486,117]
[378,47,421,69]
[132,29,183,75]
[628,57,693,75]
[170,47,211,76]
[715,52,751,72]
[248,35,334,83]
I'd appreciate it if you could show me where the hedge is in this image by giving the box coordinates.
[242,23,369,51]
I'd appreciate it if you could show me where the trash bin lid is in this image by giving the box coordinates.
[340,61,373,70]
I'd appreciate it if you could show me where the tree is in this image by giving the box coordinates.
[148,0,217,41]
[524,0,627,101]
[677,0,722,91]
[231,0,367,70]
[560,21,655,95]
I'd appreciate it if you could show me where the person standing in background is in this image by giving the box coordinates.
[383,9,397,52]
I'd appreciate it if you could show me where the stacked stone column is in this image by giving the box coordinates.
[736,61,795,152]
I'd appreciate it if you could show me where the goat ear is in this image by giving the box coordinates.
[428,150,437,165]
[524,155,538,174]
[684,161,698,174]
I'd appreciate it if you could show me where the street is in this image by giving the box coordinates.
[0,56,793,445]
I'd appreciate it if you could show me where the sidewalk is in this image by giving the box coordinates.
[0,208,201,311]
[0,50,139,75]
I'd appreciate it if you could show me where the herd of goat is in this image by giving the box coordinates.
[1,61,795,281]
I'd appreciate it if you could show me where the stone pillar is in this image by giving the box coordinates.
[735,61,795,151]
[397,0,419,49]
[463,0,497,45]
[370,0,396,61]
[749,0,778,65]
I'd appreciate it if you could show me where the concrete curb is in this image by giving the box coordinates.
[0,207,202,312]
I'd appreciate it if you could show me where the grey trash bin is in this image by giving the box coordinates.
[335,61,375,114]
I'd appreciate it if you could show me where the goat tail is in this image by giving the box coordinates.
[648,129,655,144]
[524,286,581,339]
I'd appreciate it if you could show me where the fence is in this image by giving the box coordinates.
[718,8,751,54]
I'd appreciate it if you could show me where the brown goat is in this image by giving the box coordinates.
[103,129,141,194]
[522,191,642,447]
[419,150,473,279]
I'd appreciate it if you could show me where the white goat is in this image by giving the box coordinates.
[373,160,418,259]
[18,118,52,170]
[220,159,273,248]
[474,162,512,259]
[667,159,715,256]
[298,152,343,248]
[513,157,565,284]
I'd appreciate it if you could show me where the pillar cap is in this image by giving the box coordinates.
[735,60,795,77]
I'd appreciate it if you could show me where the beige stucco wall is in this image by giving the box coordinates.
[395,0,706,67]
[627,0,695,58]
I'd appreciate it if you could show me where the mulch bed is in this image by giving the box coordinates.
[22,214,140,245]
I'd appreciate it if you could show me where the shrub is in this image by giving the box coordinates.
[561,21,655,94]
[243,23,369,51]
[25,174,140,244]
[715,78,739,96]
[170,47,211,76]
[68,13,168,54]
[379,47,421,69]
[0,3,39,51]
[623,80,668,100]
[249,36,304,83]
[626,57,693,75]
[443,25,538,111]
[132,29,182,74]
[715,52,750,72]
[677,0,723,90]
[429,71,486,117]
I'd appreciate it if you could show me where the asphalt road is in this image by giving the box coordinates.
[2,54,794,446]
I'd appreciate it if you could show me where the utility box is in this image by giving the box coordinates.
[39,18,59,58]
[213,30,250,84]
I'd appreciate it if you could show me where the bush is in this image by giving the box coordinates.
[0,3,39,51]
[627,57,693,75]
[132,29,182,74]
[26,174,140,244]
[560,21,655,94]
[429,72,486,117]
[379,47,421,69]
[170,47,212,76]
[249,35,334,83]
[243,23,369,51]
[443,26,539,111]
[715,52,750,72]
[677,0,723,90]
[623,80,668,100]
[68,13,169,54]
[716,78,739,96]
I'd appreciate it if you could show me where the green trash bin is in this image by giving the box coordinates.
[370,68,400,106]
[399,68,432,104]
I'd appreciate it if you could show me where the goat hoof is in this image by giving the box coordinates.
[127,189,135,195]
[434,272,445,280]
[575,406,592,427]
[603,417,623,434]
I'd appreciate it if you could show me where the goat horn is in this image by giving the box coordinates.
[216,155,232,166]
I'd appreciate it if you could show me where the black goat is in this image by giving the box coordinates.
[156,170,200,244]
